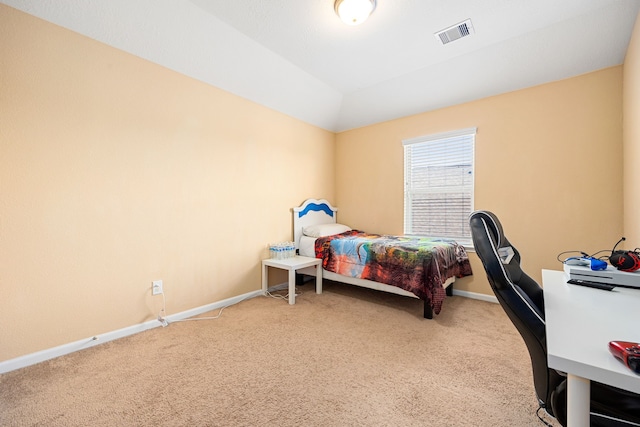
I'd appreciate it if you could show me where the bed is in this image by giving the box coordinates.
[292,198,473,319]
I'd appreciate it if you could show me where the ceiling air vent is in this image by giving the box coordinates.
[435,19,474,45]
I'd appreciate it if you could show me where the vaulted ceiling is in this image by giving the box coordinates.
[3,0,640,132]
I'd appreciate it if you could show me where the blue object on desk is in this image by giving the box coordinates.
[565,257,608,271]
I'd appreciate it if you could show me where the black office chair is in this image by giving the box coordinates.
[469,210,640,427]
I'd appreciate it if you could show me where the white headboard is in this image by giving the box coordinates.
[292,198,338,249]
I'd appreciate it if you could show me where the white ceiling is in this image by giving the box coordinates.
[3,0,640,132]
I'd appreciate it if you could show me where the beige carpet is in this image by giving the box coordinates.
[0,281,560,426]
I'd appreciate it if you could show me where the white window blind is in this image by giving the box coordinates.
[403,128,476,247]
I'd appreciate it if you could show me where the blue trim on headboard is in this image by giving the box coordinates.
[298,202,334,218]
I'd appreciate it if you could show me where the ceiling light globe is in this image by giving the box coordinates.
[335,0,376,26]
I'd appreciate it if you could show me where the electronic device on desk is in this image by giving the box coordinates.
[609,341,640,374]
[564,264,640,289]
[561,237,640,289]
[609,237,640,272]
[563,256,607,270]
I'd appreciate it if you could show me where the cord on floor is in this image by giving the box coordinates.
[156,284,303,327]
[156,289,260,326]
[536,405,555,426]
[264,287,302,301]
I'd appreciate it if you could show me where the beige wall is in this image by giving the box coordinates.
[336,67,624,296]
[624,13,640,243]
[2,3,636,365]
[0,6,335,362]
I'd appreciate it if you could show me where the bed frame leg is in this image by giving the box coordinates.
[423,302,433,319]
[445,283,453,297]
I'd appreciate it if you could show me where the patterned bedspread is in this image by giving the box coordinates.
[315,231,473,315]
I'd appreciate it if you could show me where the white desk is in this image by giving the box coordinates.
[542,269,640,427]
[262,256,322,305]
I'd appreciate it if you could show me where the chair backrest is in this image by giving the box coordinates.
[469,210,563,412]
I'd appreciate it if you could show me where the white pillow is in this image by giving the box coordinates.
[303,223,351,238]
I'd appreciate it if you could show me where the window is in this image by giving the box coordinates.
[403,127,476,247]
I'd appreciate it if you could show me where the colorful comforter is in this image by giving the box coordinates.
[315,230,473,315]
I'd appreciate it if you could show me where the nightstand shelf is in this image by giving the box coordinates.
[261,256,322,304]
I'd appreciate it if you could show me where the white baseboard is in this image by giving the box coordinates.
[452,289,498,304]
[0,286,496,374]
[0,290,264,374]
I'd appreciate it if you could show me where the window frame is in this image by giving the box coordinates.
[402,127,476,248]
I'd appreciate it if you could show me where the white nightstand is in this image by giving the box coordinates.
[261,256,322,304]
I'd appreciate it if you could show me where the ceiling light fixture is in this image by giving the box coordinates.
[334,0,376,26]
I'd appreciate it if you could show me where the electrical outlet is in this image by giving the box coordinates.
[152,280,163,295]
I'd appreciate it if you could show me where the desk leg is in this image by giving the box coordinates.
[262,263,268,295]
[288,268,296,305]
[566,374,590,427]
[316,264,322,294]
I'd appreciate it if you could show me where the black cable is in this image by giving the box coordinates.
[536,405,554,426]
[557,249,612,263]
[556,250,588,263]
[589,249,613,260]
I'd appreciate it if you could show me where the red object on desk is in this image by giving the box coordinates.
[609,341,640,374]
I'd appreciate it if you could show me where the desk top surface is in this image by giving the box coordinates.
[542,269,640,393]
